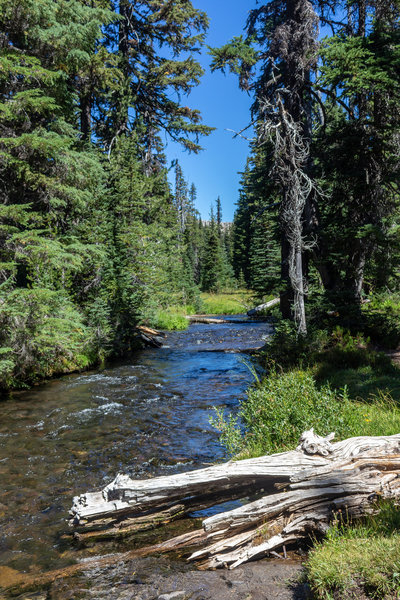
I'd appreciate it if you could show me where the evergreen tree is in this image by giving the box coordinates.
[174,161,189,234]
[0,0,110,385]
[313,0,400,303]
[211,0,319,333]
[201,208,223,292]
[184,184,203,285]
[0,0,211,389]
[98,0,214,154]
[216,196,223,238]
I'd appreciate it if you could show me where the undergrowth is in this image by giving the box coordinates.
[211,369,400,458]
[307,502,400,599]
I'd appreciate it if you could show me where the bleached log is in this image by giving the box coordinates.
[73,504,186,543]
[186,315,230,324]
[69,443,331,528]
[69,430,400,568]
[247,298,280,316]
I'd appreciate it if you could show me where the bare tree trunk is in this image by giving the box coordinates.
[295,246,307,334]
[256,0,319,335]
[280,233,293,319]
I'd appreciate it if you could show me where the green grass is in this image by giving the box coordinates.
[211,364,400,599]
[144,289,259,329]
[307,503,400,599]
[212,369,400,458]
[315,364,400,404]
[310,329,400,403]
[362,292,400,348]
[200,289,255,315]
[147,305,194,331]
[145,290,256,330]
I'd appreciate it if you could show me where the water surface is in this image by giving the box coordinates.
[0,316,271,574]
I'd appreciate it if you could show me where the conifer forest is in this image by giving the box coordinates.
[3,1,400,598]
[2,0,400,392]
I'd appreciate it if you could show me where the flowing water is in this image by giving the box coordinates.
[0,316,272,578]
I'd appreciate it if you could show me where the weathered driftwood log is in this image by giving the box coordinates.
[247,298,280,316]
[70,430,400,569]
[186,315,230,324]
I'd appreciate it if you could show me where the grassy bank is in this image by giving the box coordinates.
[212,367,400,458]
[147,290,255,330]
[211,323,400,599]
[307,503,400,599]
[148,305,193,331]
[200,290,254,315]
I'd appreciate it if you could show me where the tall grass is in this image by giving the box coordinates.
[147,305,195,331]
[145,290,255,329]
[212,369,400,458]
[200,290,254,315]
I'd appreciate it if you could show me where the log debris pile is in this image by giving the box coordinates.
[70,430,400,569]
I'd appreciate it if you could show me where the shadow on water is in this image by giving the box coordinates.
[0,316,272,576]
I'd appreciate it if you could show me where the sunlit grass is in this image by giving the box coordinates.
[147,305,193,331]
[212,369,400,458]
[307,503,400,599]
[200,289,255,315]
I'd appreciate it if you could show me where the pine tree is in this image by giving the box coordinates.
[98,0,214,154]
[313,0,400,304]
[201,208,223,293]
[211,1,320,333]
[0,0,110,385]
[174,161,189,234]
[216,196,223,238]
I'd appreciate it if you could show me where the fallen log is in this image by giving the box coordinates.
[186,315,230,324]
[137,325,166,347]
[247,298,279,316]
[70,429,400,569]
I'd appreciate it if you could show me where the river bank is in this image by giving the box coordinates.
[3,555,310,600]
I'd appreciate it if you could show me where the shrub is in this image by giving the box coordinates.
[0,288,92,389]
[261,320,330,368]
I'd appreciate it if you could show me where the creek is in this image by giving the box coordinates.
[0,316,272,579]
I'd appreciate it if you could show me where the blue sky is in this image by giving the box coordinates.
[165,1,253,222]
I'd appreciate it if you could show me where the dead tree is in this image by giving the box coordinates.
[248,0,320,335]
[70,429,400,569]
